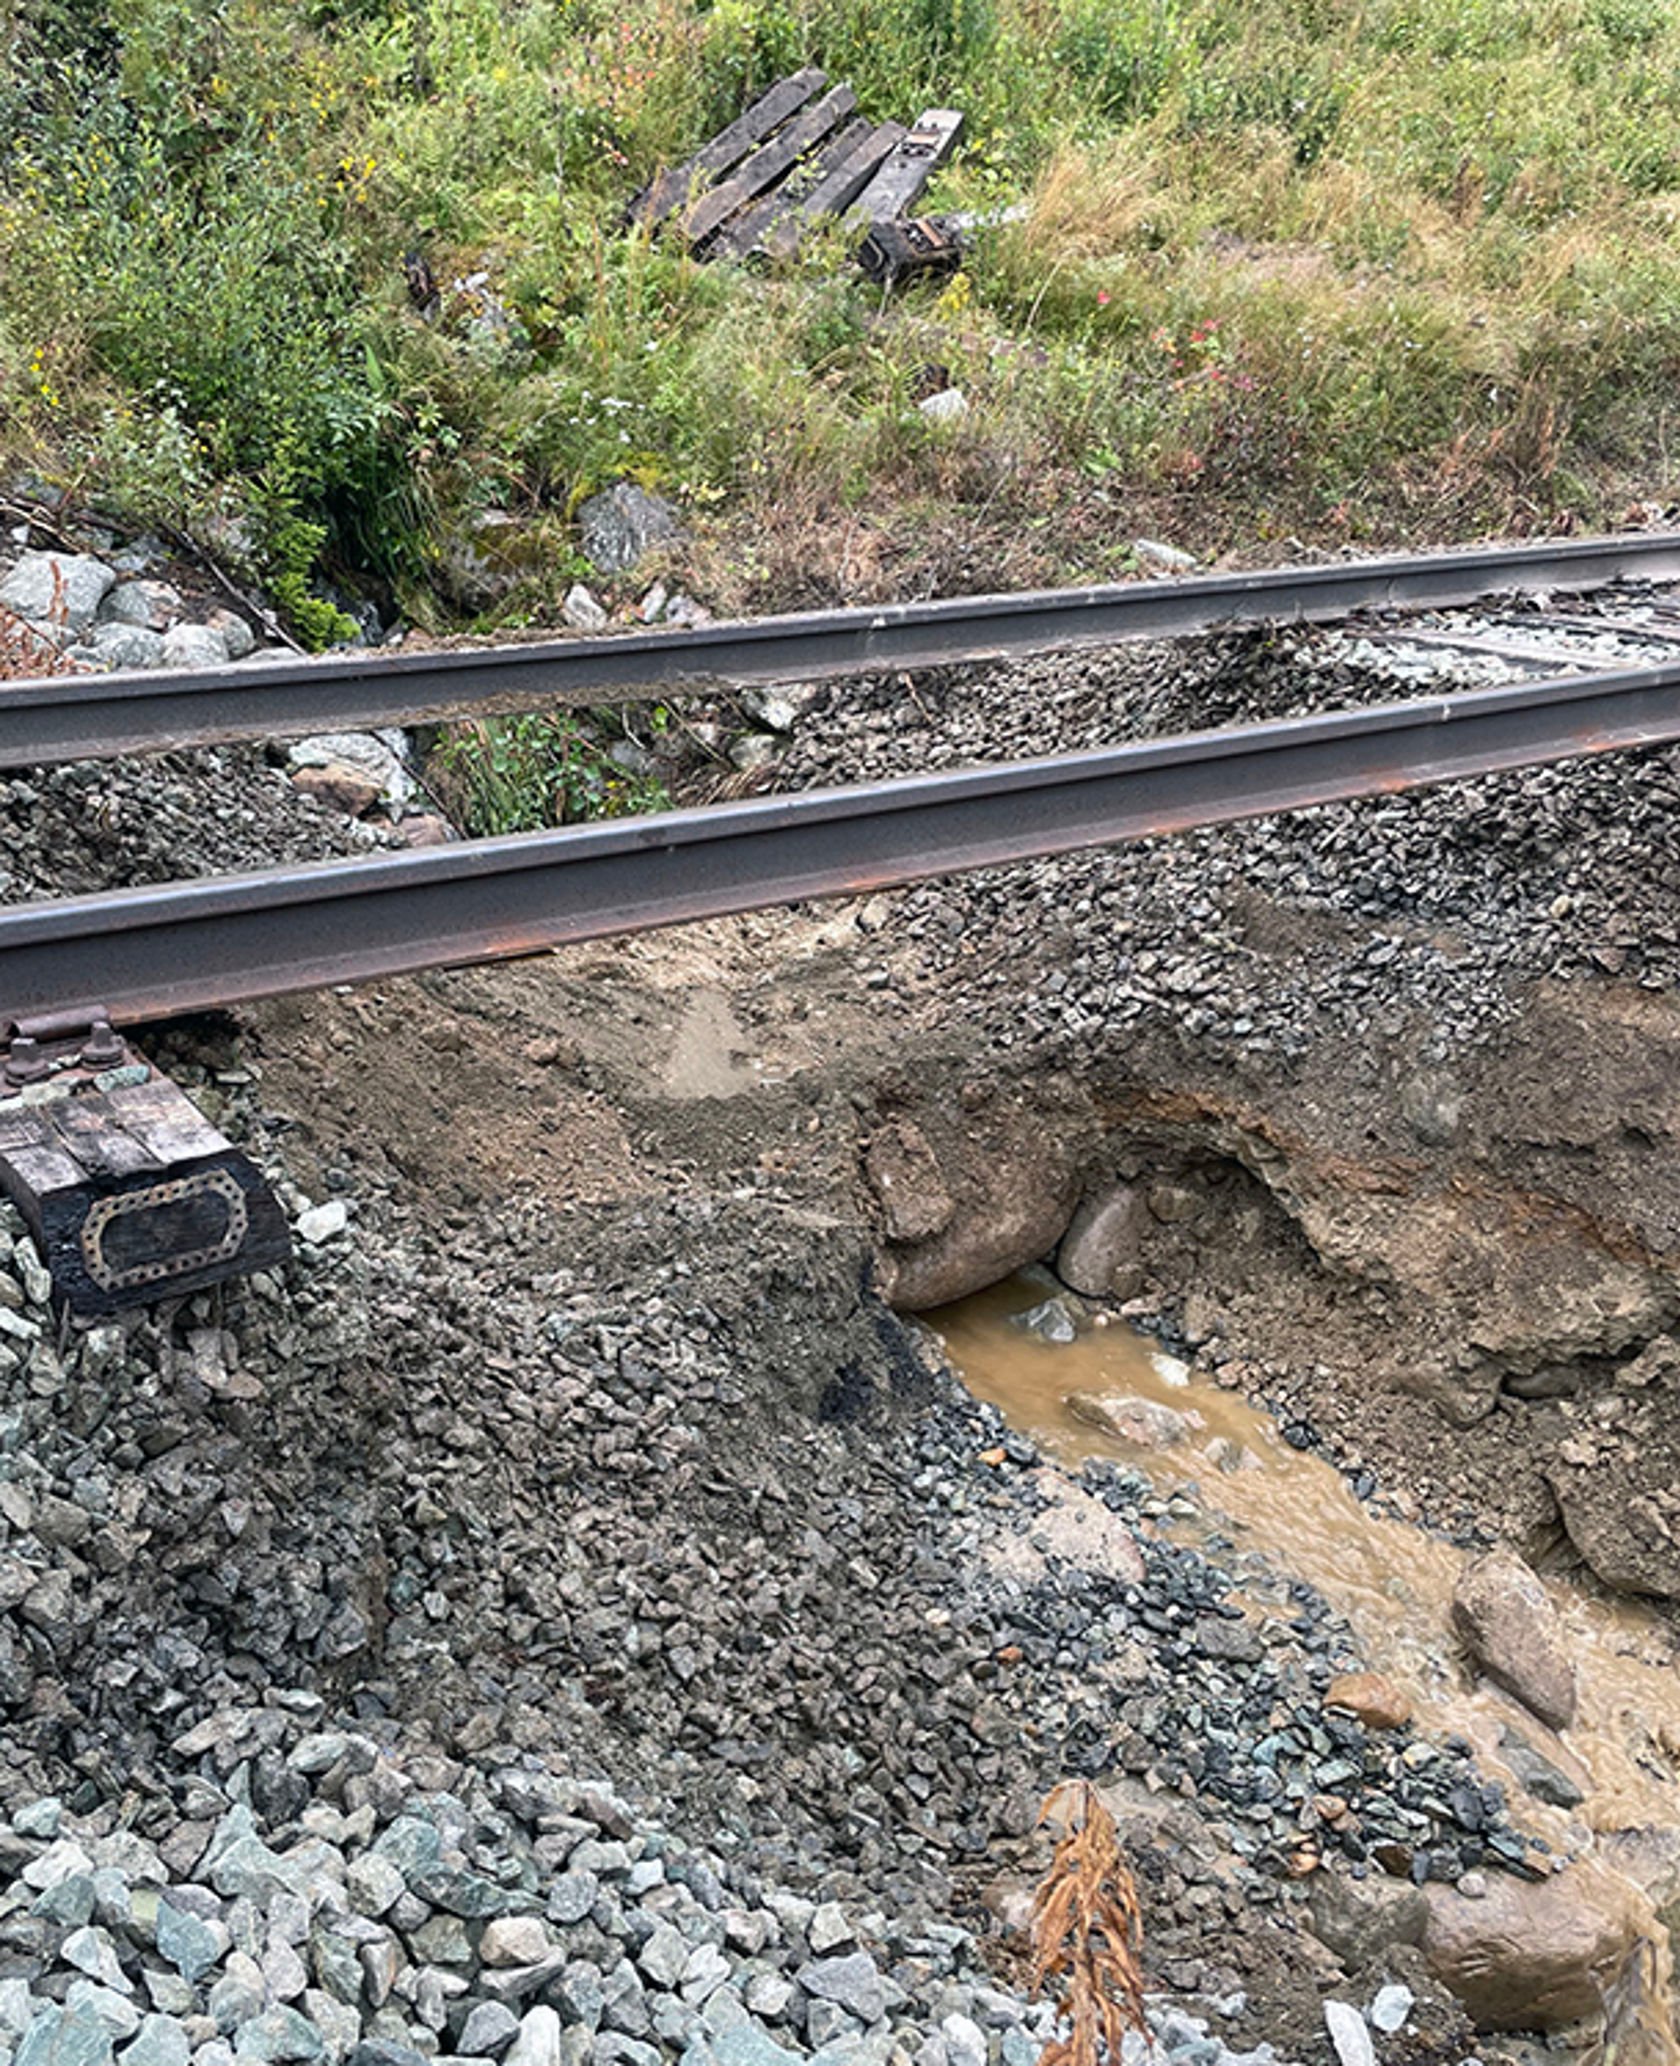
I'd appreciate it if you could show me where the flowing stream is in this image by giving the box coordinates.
[927,1278,1680,2059]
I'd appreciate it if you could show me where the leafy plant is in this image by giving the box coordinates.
[431,713,669,835]
[263,513,361,650]
[1028,1781,1147,2066]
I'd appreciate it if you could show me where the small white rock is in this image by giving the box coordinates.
[1324,1999,1375,2066]
[918,387,968,425]
[1134,537,1198,573]
[1369,1984,1414,2035]
[295,1201,350,1245]
[160,623,231,670]
[504,2005,562,2066]
[563,584,607,631]
[941,2014,987,2066]
[740,682,824,734]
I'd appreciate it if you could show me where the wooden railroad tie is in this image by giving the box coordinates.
[0,1012,290,1317]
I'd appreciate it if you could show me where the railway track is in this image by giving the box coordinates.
[7,526,1680,1311]
[4,650,1680,1029]
[5,528,1680,767]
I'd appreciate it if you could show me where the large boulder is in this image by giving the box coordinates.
[578,484,682,575]
[1451,1549,1577,1731]
[1,551,114,634]
[1056,1183,1147,1297]
[863,1121,953,1244]
[1421,1871,1637,2029]
[872,1095,1082,1311]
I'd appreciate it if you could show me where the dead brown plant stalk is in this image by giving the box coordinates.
[0,603,74,682]
[1028,1780,1147,2066]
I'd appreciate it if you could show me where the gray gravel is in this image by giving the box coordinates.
[740,595,1680,1063]
[0,753,385,905]
[0,1046,1515,2066]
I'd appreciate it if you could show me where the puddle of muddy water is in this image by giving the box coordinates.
[927,1277,1680,2054]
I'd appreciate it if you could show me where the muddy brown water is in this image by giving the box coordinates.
[927,1278,1680,2055]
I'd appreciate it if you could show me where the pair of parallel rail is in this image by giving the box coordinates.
[7,528,1680,1311]
[6,529,1680,1027]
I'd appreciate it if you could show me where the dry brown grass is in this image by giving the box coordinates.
[1018,144,1180,263]
[1028,1781,1147,2066]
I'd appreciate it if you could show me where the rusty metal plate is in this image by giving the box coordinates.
[80,1167,250,1294]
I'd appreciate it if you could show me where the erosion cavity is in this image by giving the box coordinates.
[857,981,1680,1609]
[927,1275,1680,2057]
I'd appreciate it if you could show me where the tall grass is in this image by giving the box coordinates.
[5,0,1680,632]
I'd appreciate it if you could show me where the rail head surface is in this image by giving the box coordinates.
[3,530,1680,768]
[4,653,1680,1030]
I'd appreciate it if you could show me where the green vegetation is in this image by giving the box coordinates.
[433,709,670,833]
[7,0,1680,644]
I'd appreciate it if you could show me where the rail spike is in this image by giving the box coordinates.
[0,1011,290,1317]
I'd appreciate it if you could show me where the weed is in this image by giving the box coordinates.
[1028,1781,1147,2066]
[431,713,669,835]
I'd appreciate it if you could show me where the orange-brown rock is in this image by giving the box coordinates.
[1422,1870,1638,2029]
[1325,1671,1413,1730]
[395,812,457,849]
[292,764,382,817]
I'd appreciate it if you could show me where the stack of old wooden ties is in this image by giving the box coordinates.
[627,71,962,273]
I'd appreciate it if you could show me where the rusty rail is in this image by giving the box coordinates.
[3,655,1680,1029]
[3,531,1680,768]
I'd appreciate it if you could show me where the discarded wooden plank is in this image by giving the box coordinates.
[627,70,827,228]
[715,116,871,260]
[681,85,859,249]
[759,120,907,258]
[849,107,963,223]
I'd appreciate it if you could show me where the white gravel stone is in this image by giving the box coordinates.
[563,584,607,632]
[1323,2000,1375,2066]
[806,1904,852,1955]
[63,1932,132,1996]
[504,2007,562,2066]
[940,2015,987,2066]
[160,624,231,669]
[295,1202,350,1246]
[25,1841,96,1891]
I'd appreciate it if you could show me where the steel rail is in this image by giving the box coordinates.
[4,655,1680,1030]
[4,531,1680,769]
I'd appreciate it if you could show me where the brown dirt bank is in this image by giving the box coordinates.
[248,852,1680,1606]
